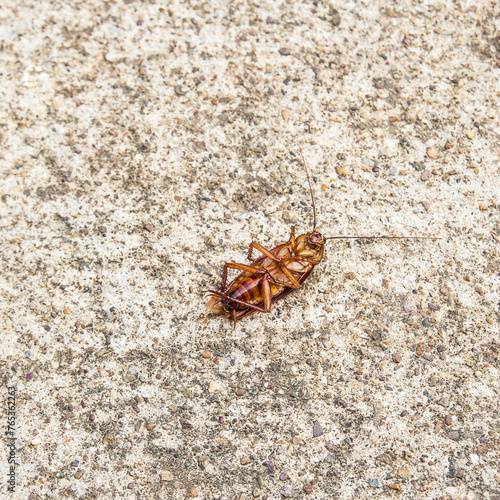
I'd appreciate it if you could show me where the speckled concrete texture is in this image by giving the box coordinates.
[1,1,499,499]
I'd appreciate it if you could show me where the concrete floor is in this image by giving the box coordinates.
[1,1,499,498]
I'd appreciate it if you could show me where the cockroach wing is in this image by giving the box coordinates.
[206,295,224,313]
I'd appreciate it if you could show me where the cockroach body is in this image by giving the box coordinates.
[205,227,326,325]
[205,150,437,327]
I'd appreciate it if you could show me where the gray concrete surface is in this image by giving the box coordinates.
[1,0,499,499]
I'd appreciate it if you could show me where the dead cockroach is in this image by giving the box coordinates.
[204,150,438,327]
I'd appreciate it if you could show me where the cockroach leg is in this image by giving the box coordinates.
[222,262,265,290]
[247,241,301,289]
[261,276,272,313]
[289,226,296,249]
[203,290,268,313]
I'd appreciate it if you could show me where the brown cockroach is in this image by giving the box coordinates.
[205,150,438,327]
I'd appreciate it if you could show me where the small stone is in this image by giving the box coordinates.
[63,307,71,315]
[486,317,495,325]
[440,286,450,296]
[278,47,291,56]
[262,460,274,473]
[174,85,188,96]
[376,453,393,465]
[448,430,460,440]
[103,432,117,447]
[445,415,452,425]
[313,421,324,437]
[187,487,198,498]
[160,470,173,482]
[410,161,425,171]
[303,483,313,494]
[236,389,244,396]
[392,353,402,363]
[282,109,290,121]
[435,420,443,434]
[345,272,356,280]
[437,345,447,352]
[388,484,401,491]
[466,130,475,139]
[291,436,300,445]
[421,171,432,181]
[279,473,288,481]
[124,367,138,382]
[240,456,251,465]
[426,147,438,159]
[369,478,382,488]
[98,226,106,233]
[336,166,347,176]
[428,303,439,311]
[59,478,71,488]
[403,302,412,312]
[208,382,220,394]
[192,141,207,152]
[397,464,411,480]
[202,350,211,359]
[437,397,450,407]
[331,8,341,26]
[74,470,83,479]
[144,223,153,232]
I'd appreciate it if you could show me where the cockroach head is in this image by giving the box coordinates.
[308,231,325,246]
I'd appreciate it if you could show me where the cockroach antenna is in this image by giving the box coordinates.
[299,148,317,231]
[324,235,440,241]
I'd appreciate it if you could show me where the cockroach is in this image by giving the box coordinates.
[204,150,438,327]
